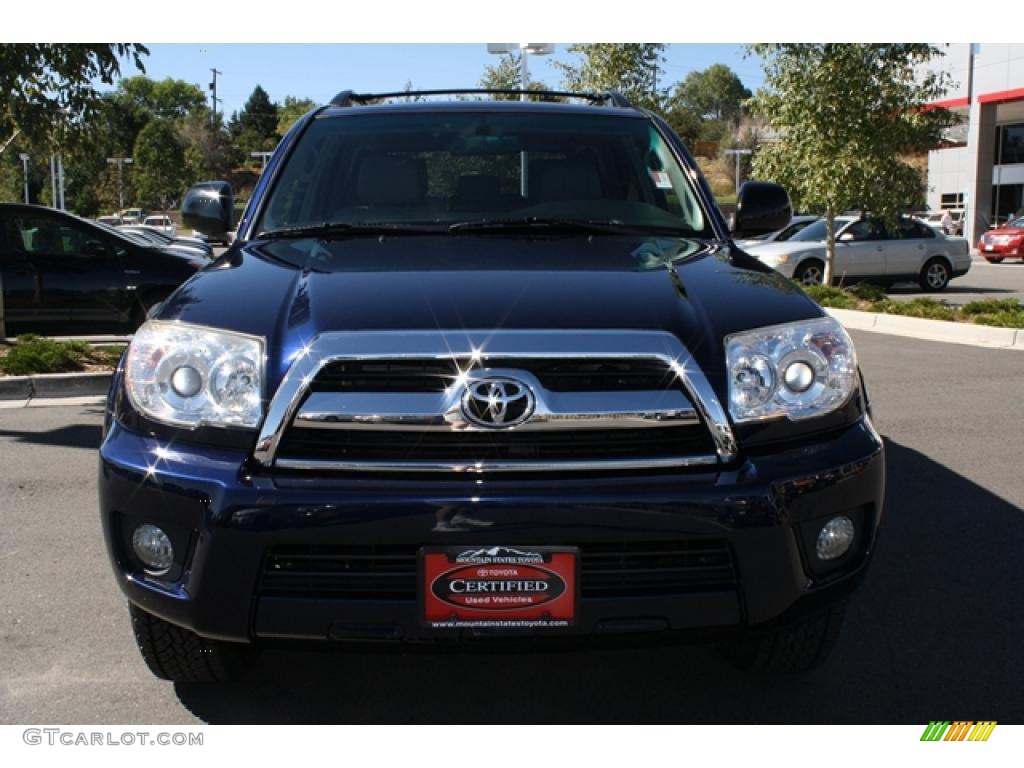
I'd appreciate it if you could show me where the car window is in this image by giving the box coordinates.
[7,213,96,255]
[257,110,713,237]
[775,219,815,242]
[841,220,887,242]
[898,218,935,239]
[789,218,853,242]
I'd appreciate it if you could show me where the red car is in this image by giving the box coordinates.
[978,215,1024,262]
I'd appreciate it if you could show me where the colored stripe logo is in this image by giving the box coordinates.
[921,721,997,741]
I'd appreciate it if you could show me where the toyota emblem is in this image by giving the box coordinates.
[460,376,535,428]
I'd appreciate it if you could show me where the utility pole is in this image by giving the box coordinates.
[18,153,29,204]
[57,154,65,210]
[209,68,223,128]
[106,157,133,213]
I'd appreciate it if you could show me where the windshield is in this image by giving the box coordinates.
[788,218,854,242]
[255,110,712,237]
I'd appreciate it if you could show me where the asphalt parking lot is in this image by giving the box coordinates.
[0,330,1022,725]
[889,254,1024,305]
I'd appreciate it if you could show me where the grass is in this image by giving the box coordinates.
[0,336,126,376]
[804,286,1024,329]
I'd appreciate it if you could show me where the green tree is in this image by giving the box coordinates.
[133,119,187,211]
[231,85,279,143]
[671,64,751,124]
[276,96,318,135]
[179,112,232,182]
[748,44,954,283]
[555,44,665,110]
[0,44,148,155]
[479,53,550,98]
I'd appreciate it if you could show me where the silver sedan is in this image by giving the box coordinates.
[743,216,971,291]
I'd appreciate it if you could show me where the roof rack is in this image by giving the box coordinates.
[329,88,634,109]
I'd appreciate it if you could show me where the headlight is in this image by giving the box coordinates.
[725,317,857,423]
[125,321,264,428]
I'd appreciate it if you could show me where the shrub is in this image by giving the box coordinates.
[960,298,1023,316]
[849,282,888,302]
[0,335,86,376]
[803,284,858,309]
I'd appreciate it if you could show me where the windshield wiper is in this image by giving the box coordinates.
[257,221,437,239]
[448,217,637,235]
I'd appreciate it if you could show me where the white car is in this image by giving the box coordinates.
[745,216,972,291]
[735,214,818,249]
[142,215,176,237]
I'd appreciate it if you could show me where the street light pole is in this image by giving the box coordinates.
[106,157,133,213]
[724,148,753,195]
[487,43,554,197]
[18,153,29,204]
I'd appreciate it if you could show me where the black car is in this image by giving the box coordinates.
[0,203,205,336]
[99,90,885,683]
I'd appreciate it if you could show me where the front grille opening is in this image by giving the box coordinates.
[276,425,716,463]
[311,358,680,393]
[259,540,737,600]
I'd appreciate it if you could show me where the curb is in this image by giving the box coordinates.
[0,371,113,404]
[826,308,1024,351]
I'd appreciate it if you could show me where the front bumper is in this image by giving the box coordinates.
[99,413,885,645]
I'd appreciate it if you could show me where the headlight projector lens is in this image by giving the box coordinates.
[783,361,815,393]
[170,365,202,398]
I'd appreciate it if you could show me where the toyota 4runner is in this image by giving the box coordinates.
[99,89,885,682]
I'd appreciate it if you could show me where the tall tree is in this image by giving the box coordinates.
[276,96,318,135]
[479,53,550,98]
[748,44,953,283]
[555,44,665,110]
[671,64,751,124]
[232,85,279,142]
[133,119,187,211]
[0,44,148,155]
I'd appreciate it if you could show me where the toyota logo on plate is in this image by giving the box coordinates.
[460,376,535,428]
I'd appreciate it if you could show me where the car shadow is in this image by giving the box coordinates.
[0,423,103,450]
[173,438,1024,724]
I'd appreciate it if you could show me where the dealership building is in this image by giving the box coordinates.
[926,44,1024,243]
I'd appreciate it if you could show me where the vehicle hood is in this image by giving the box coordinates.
[158,234,823,397]
[982,227,1024,238]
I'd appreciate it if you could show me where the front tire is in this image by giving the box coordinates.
[719,604,846,674]
[919,258,951,291]
[794,259,825,286]
[129,603,255,683]
[985,257,1004,264]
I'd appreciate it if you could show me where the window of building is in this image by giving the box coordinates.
[995,123,1024,166]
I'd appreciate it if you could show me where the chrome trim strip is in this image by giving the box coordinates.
[293,382,699,432]
[273,454,720,474]
[252,330,738,467]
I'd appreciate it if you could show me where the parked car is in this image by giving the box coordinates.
[0,203,206,335]
[735,214,818,248]
[116,224,214,258]
[745,215,971,290]
[119,207,145,225]
[917,210,964,237]
[978,215,1024,263]
[100,89,884,682]
[95,215,123,227]
[142,215,176,237]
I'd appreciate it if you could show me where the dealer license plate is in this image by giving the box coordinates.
[420,546,578,629]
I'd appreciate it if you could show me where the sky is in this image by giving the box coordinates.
[119,44,766,118]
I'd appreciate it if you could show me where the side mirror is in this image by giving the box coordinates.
[181,181,233,239]
[732,181,792,238]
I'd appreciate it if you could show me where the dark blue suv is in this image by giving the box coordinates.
[99,89,884,682]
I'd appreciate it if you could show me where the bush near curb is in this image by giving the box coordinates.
[0,335,126,376]
[803,286,1024,329]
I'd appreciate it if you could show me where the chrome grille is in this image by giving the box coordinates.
[253,331,738,471]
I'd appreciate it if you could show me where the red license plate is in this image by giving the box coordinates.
[421,546,578,629]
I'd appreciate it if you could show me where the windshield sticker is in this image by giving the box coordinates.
[650,170,673,189]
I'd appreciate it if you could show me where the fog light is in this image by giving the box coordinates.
[132,524,174,573]
[815,516,855,561]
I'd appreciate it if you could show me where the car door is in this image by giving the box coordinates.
[9,210,127,334]
[833,219,887,280]
[0,210,45,334]
[889,218,936,279]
